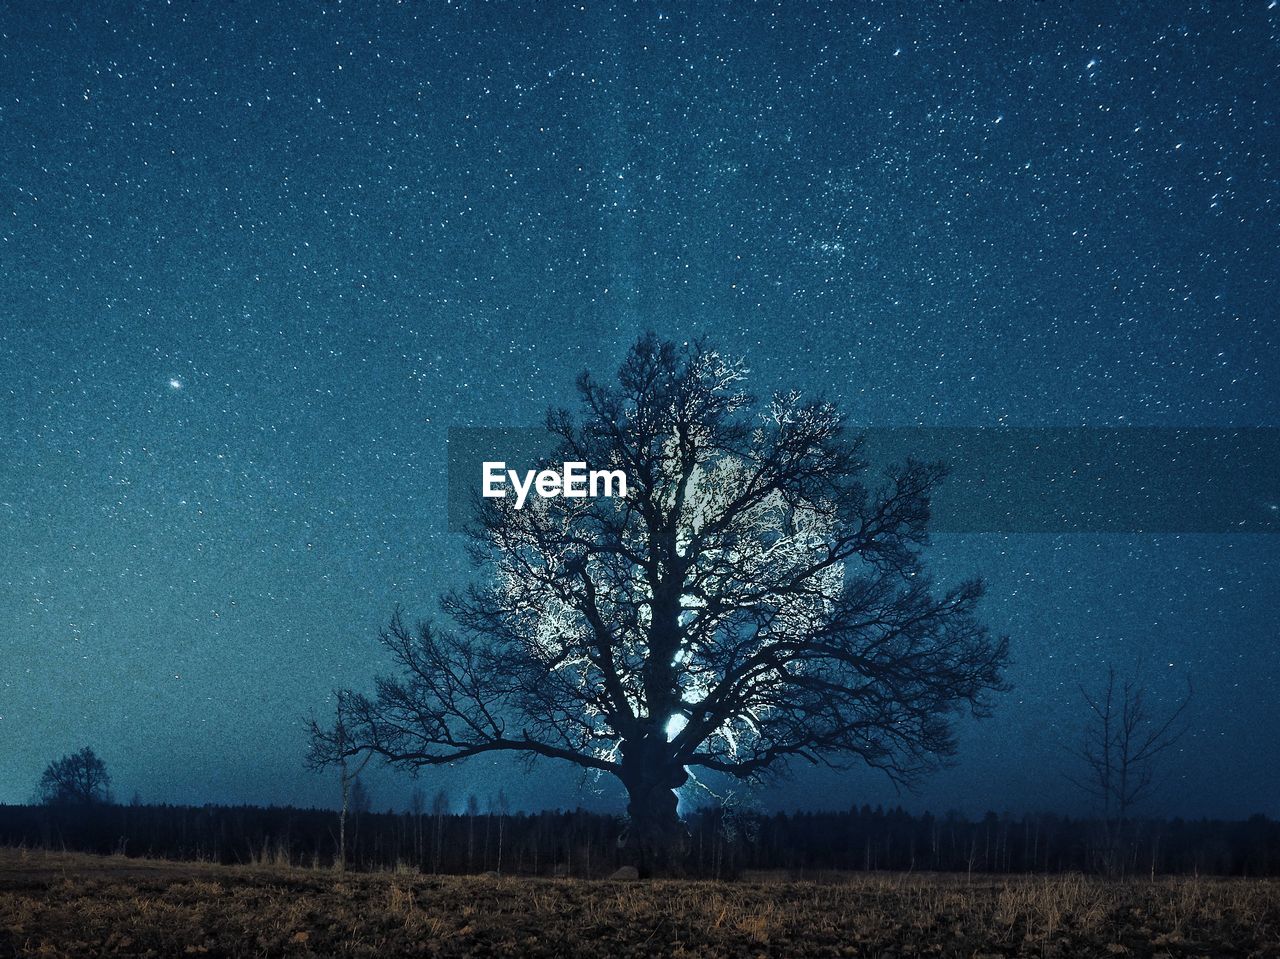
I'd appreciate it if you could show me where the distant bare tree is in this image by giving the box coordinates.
[349,776,372,814]
[310,335,1009,874]
[39,746,111,805]
[430,788,449,873]
[466,793,481,871]
[326,710,372,871]
[492,789,510,874]
[1068,664,1193,873]
[409,786,426,867]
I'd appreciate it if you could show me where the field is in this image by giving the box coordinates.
[1,849,1277,958]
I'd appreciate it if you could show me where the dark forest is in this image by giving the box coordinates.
[5,802,1276,879]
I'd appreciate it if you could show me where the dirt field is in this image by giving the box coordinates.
[1,849,1277,958]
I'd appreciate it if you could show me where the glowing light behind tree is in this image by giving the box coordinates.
[311,335,1008,873]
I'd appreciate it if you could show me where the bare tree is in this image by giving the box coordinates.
[309,335,1009,874]
[492,788,510,874]
[349,776,372,814]
[328,711,371,871]
[430,789,449,874]
[465,793,481,871]
[409,786,426,867]
[39,746,112,805]
[1068,664,1193,873]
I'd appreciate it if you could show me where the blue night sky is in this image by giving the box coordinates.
[1,2,1277,818]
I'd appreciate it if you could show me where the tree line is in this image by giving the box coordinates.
[2,800,1275,878]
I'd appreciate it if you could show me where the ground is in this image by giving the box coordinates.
[1,849,1277,958]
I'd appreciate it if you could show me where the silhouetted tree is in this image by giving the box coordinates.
[492,788,510,873]
[1068,664,1193,873]
[309,335,1009,874]
[430,789,449,873]
[349,777,372,815]
[326,708,372,871]
[39,747,111,805]
[466,793,481,871]
[409,786,426,866]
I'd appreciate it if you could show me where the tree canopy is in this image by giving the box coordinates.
[39,746,112,806]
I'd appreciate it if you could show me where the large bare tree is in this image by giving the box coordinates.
[310,335,1009,873]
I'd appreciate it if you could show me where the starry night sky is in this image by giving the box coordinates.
[1,2,1277,818]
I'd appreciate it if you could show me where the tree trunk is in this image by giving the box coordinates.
[619,735,688,876]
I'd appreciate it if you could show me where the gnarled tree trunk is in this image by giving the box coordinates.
[619,734,689,876]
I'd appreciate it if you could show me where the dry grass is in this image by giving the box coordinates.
[1,848,1278,957]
